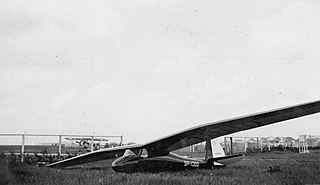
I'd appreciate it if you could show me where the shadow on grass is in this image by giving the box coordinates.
[65,166,112,171]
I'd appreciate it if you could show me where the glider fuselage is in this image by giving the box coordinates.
[111,151,243,173]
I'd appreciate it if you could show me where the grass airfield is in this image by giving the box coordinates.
[1,150,320,185]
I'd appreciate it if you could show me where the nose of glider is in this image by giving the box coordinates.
[111,157,126,172]
[111,165,124,173]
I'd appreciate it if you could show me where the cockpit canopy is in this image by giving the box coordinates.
[122,148,149,158]
[123,149,136,157]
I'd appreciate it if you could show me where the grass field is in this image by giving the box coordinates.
[1,150,320,185]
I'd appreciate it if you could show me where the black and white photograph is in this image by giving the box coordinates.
[1,0,320,184]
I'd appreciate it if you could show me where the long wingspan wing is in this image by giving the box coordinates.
[143,100,320,156]
[48,100,320,168]
[47,144,143,168]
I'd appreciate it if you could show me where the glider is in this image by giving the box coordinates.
[47,100,320,172]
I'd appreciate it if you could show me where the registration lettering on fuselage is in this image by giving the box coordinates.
[184,161,199,167]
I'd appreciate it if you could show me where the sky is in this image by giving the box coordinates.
[1,0,320,144]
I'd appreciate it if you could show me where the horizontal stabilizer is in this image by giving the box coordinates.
[213,161,224,166]
[208,153,244,166]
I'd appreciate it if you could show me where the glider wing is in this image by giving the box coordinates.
[46,144,143,168]
[143,100,320,156]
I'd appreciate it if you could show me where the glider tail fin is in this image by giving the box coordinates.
[205,139,225,161]
[205,139,244,166]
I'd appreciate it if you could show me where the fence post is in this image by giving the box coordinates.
[91,136,94,152]
[120,134,123,146]
[244,137,247,153]
[224,137,227,154]
[21,134,25,162]
[58,135,62,155]
[189,145,194,152]
[230,137,233,154]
